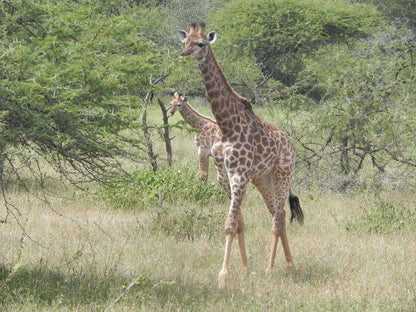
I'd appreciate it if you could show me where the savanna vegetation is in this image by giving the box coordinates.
[1,0,415,311]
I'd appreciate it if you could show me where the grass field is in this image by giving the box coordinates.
[1,103,415,311]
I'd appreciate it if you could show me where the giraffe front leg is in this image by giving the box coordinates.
[219,211,249,288]
[218,177,248,289]
[218,212,238,289]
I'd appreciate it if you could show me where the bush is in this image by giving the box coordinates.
[101,167,227,210]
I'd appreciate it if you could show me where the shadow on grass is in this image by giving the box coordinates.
[0,259,338,310]
[0,263,222,310]
[0,264,125,306]
[289,261,337,284]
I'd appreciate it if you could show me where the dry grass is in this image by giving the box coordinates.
[1,103,415,311]
[1,179,415,311]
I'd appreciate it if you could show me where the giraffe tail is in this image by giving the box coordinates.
[289,193,304,225]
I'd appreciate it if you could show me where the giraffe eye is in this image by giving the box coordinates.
[198,42,205,48]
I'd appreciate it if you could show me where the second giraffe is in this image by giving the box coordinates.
[169,92,221,182]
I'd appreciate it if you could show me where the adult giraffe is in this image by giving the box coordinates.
[178,23,303,289]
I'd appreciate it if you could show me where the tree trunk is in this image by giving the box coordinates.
[142,91,158,172]
[158,98,172,167]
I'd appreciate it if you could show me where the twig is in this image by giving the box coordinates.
[104,280,138,312]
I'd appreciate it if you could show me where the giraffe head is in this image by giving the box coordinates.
[169,92,188,117]
[177,23,217,60]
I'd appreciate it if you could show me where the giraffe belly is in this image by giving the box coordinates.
[250,153,277,179]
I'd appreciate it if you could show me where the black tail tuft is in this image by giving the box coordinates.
[289,195,304,225]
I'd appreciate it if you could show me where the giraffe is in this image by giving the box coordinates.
[178,23,304,289]
[169,92,221,182]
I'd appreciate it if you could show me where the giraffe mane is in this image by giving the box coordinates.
[242,98,253,111]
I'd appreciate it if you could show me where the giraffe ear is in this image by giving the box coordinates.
[178,30,188,43]
[207,31,217,44]
[182,96,188,102]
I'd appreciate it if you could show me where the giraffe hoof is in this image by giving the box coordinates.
[286,261,295,268]
[265,267,273,275]
[218,270,228,289]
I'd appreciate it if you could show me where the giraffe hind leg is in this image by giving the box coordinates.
[271,174,294,270]
[253,174,294,272]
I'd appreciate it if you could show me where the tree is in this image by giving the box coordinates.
[208,0,382,103]
[0,1,170,220]
[292,26,416,189]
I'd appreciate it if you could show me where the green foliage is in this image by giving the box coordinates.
[210,0,383,87]
[101,167,227,210]
[0,0,415,197]
[0,0,168,184]
[102,166,227,241]
[346,198,416,234]
[357,0,416,26]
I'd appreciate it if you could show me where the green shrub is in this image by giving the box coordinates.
[346,198,416,234]
[101,167,227,210]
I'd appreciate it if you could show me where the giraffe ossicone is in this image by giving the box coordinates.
[178,22,304,289]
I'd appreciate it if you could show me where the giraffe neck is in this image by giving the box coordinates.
[179,102,209,129]
[198,47,252,135]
